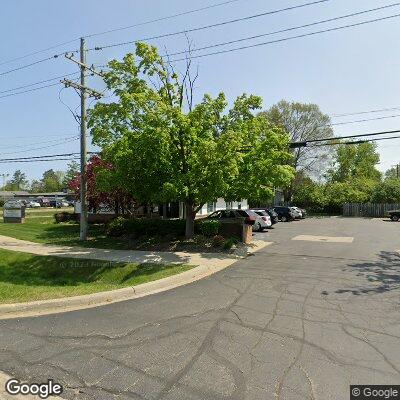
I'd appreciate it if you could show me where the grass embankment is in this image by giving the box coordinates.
[0,248,193,303]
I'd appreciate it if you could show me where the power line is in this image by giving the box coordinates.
[0,0,244,67]
[0,151,98,163]
[85,0,246,39]
[329,113,400,127]
[0,133,79,140]
[169,12,400,62]
[0,157,81,164]
[0,153,80,162]
[308,129,400,144]
[89,0,330,51]
[0,82,62,99]
[0,137,79,156]
[311,134,400,146]
[331,106,400,118]
[0,41,79,68]
[0,53,68,77]
[0,135,77,150]
[165,2,400,58]
[0,72,79,95]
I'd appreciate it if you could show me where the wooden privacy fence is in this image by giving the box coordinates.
[343,203,400,217]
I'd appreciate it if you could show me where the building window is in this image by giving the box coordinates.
[225,201,232,209]
[207,202,216,213]
[237,202,242,209]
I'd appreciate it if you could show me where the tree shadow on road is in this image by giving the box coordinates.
[335,251,400,295]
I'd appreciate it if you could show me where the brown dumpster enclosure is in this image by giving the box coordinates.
[219,220,253,243]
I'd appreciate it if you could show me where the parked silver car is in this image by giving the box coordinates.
[26,201,41,208]
[251,209,272,231]
[290,207,303,219]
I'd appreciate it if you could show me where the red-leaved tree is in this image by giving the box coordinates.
[68,155,135,214]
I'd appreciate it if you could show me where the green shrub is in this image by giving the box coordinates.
[107,217,186,238]
[0,199,4,208]
[222,236,240,250]
[212,234,225,248]
[106,217,126,236]
[54,212,77,223]
[197,220,219,237]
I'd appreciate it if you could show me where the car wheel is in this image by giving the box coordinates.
[391,215,399,222]
[253,222,261,232]
[281,216,288,222]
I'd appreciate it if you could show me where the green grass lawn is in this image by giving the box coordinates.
[0,209,131,249]
[0,248,193,303]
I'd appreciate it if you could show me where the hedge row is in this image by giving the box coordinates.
[107,218,222,238]
[54,212,77,223]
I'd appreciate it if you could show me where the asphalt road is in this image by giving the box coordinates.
[1,217,400,399]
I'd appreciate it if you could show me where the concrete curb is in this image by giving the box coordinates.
[0,241,272,320]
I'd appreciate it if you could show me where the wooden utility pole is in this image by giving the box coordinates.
[62,38,103,240]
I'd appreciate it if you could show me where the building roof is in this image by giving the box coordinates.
[0,191,30,196]
[0,191,74,197]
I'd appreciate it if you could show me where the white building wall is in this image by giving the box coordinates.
[195,198,248,217]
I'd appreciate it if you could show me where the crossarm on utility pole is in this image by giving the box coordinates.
[62,38,104,241]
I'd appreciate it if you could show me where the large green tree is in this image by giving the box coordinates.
[5,170,28,191]
[63,160,80,187]
[385,166,399,180]
[327,142,381,183]
[371,179,400,203]
[262,100,334,201]
[89,43,294,238]
[39,169,65,192]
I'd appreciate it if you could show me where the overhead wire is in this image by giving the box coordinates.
[329,113,400,127]
[85,0,247,39]
[0,137,79,156]
[0,136,78,150]
[0,157,81,163]
[0,0,246,67]
[0,53,71,77]
[0,72,79,95]
[164,2,400,58]
[0,82,61,99]
[89,0,330,51]
[169,12,400,62]
[331,106,400,118]
[311,134,400,146]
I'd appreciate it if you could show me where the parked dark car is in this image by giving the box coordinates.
[49,200,62,208]
[388,209,400,221]
[38,198,51,207]
[207,209,257,226]
[274,206,295,222]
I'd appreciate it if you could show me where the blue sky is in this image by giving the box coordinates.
[1,0,400,181]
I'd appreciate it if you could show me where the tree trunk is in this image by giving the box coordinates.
[185,201,195,239]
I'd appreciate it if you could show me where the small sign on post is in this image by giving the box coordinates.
[3,200,26,223]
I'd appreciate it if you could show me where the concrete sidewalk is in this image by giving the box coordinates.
[0,234,265,267]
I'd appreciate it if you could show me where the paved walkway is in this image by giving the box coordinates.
[0,219,399,399]
[0,235,265,268]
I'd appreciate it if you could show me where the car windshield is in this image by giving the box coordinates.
[254,210,267,216]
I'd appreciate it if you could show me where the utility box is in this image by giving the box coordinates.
[3,200,26,223]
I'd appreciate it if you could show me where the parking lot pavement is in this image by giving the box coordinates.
[1,218,400,399]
